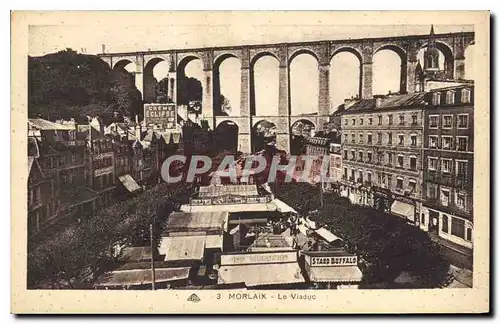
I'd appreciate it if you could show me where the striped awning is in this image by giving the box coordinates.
[391,200,415,221]
[118,174,141,193]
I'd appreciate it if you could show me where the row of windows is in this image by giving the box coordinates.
[115,156,130,168]
[431,89,471,106]
[344,113,419,127]
[114,145,130,154]
[344,149,418,170]
[344,132,419,147]
[427,157,469,176]
[427,184,469,211]
[60,152,84,166]
[93,140,113,154]
[428,135,469,151]
[343,167,417,192]
[429,113,469,129]
[343,109,470,130]
[94,157,113,169]
[94,173,115,190]
[306,146,329,155]
[429,211,473,242]
[330,156,342,169]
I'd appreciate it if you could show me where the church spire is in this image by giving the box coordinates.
[428,24,436,49]
[424,24,439,72]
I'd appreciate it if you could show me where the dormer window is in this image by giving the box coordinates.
[446,91,455,104]
[432,92,441,105]
[461,88,471,103]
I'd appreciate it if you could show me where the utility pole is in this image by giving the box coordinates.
[150,223,156,290]
[320,182,324,208]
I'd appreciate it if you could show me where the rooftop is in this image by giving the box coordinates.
[163,211,229,234]
[28,118,76,131]
[198,184,259,198]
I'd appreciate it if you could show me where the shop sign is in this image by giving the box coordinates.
[221,251,297,265]
[310,255,358,267]
[392,195,415,205]
[190,195,271,206]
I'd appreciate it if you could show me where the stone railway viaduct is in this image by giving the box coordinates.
[98,31,474,153]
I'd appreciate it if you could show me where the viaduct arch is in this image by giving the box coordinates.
[98,31,474,154]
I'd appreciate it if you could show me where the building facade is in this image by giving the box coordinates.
[328,136,342,190]
[420,85,474,249]
[340,93,426,221]
[27,119,99,235]
[27,115,185,237]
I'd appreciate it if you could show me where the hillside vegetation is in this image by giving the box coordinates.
[28,48,142,123]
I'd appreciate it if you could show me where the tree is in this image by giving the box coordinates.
[273,182,449,288]
[177,77,202,105]
[220,94,231,116]
[27,182,194,288]
[28,49,142,124]
[110,69,143,119]
[155,78,170,103]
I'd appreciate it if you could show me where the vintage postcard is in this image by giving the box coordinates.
[11,11,490,314]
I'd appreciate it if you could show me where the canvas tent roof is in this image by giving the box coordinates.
[218,262,304,287]
[164,211,228,234]
[95,267,190,287]
[159,236,206,261]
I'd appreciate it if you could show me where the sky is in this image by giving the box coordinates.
[29,23,475,117]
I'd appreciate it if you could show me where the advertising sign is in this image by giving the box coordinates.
[144,104,177,129]
[221,251,297,266]
[310,255,358,267]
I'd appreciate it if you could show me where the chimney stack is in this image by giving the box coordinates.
[102,44,106,54]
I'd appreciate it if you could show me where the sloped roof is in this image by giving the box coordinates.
[344,99,376,113]
[89,126,107,141]
[377,92,427,109]
[28,118,75,131]
[164,211,228,234]
[427,83,474,93]
[344,92,427,114]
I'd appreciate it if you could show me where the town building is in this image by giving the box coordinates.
[27,119,99,235]
[297,132,337,185]
[86,118,116,210]
[420,84,474,250]
[339,93,426,221]
[182,119,215,155]
[326,133,342,193]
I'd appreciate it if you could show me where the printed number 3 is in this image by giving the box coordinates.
[217,293,221,300]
